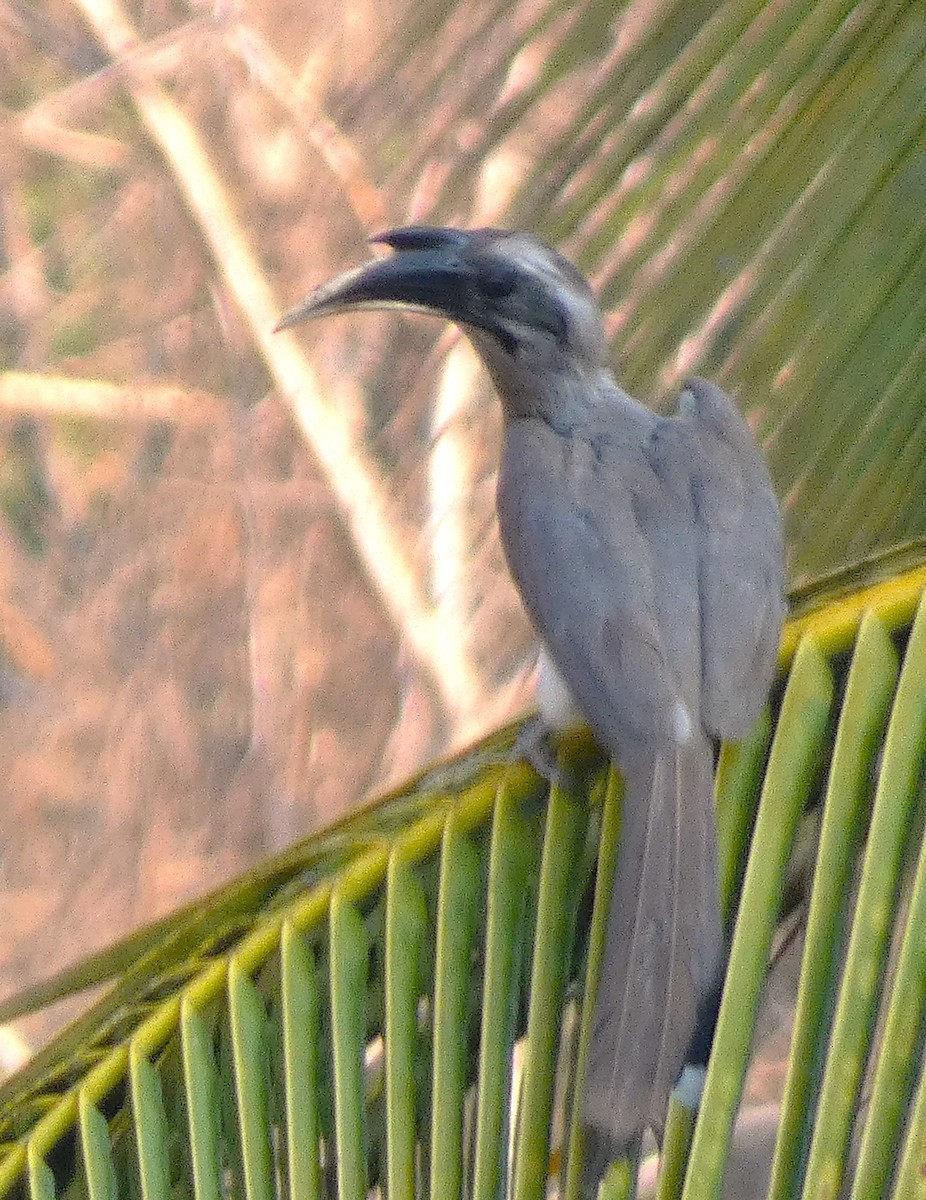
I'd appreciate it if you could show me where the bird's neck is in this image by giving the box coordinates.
[491,361,649,436]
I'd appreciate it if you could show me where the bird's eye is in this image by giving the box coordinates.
[477,265,518,301]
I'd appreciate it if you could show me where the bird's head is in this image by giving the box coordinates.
[276,226,608,421]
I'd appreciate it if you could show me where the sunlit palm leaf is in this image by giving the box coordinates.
[343,0,926,582]
[4,563,926,1197]
[4,0,926,1198]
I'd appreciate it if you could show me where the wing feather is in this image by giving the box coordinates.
[679,377,786,740]
[497,416,679,757]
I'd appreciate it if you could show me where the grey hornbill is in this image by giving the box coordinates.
[276,226,786,1177]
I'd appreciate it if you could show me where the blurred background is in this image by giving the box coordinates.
[0,0,924,1067]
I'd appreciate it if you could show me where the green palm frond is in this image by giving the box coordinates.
[344,0,926,583]
[4,562,926,1199]
[4,1,926,1198]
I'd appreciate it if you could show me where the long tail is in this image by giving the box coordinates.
[581,728,723,1174]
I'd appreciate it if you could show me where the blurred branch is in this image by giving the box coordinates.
[15,19,205,168]
[0,372,226,421]
[0,138,49,324]
[0,597,56,678]
[222,20,385,229]
[429,340,483,661]
[69,0,489,724]
[19,106,128,170]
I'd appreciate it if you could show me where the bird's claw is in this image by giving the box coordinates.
[511,716,568,788]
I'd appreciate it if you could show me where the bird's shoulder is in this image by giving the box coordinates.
[499,415,658,575]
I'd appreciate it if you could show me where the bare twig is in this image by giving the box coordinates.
[0,372,226,422]
[0,149,50,324]
[429,340,483,658]
[68,0,488,722]
[222,20,385,229]
[19,110,128,170]
[15,19,206,169]
[0,598,56,678]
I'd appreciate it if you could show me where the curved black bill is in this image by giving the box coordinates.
[274,227,476,333]
[371,226,472,252]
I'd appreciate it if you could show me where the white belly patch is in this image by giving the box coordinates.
[537,646,584,731]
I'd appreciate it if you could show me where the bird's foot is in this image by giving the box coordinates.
[412,720,564,794]
[511,716,567,787]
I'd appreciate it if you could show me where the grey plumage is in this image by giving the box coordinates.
[277,227,786,1171]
